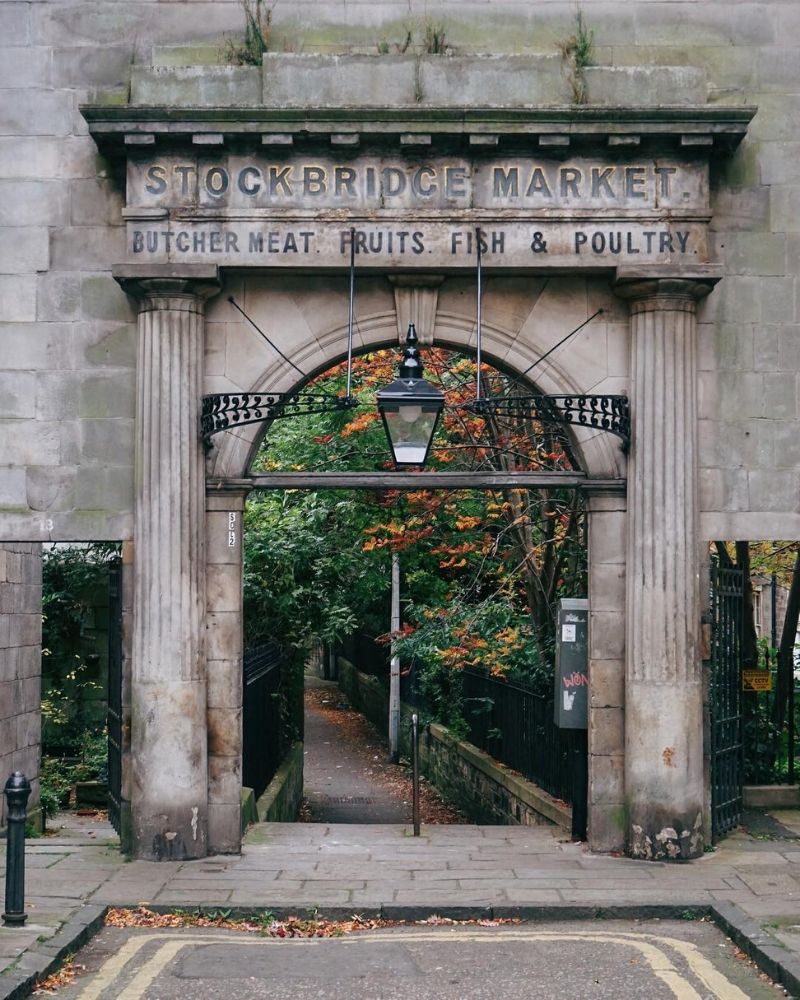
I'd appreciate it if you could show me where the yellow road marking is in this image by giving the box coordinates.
[610,931,751,1000]
[76,927,749,1000]
[115,941,187,1000]
[77,936,156,1000]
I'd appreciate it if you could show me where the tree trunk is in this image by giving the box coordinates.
[715,540,733,567]
[773,548,800,731]
[735,541,759,670]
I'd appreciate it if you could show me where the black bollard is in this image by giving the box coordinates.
[3,771,31,926]
[411,714,420,837]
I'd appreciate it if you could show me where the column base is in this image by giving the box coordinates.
[629,806,704,861]
[132,807,208,862]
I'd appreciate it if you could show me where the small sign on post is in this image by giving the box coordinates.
[554,598,589,729]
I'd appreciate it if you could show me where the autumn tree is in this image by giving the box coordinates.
[244,346,588,723]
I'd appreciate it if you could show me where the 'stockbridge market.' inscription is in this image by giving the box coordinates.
[124,154,711,268]
[129,155,707,212]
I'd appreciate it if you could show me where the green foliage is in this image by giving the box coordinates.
[395,597,553,692]
[245,347,586,734]
[244,492,388,650]
[244,489,390,745]
[225,0,272,66]
[422,20,447,55]
[73,729,109,783]
[42,544,118,658]
[39,756,72,819]
[41,543,118,752]
[558,9,594,104]
[741,637,798,784]
[39,729,108,821]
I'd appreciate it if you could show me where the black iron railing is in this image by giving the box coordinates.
[710,562,745,841]
[340,633,390,677]
[242,641,284,800]
[106,560,123,836]
[461,669,586,833]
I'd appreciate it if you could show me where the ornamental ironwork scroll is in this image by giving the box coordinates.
[201,391,359,445]
[465,394,630,446]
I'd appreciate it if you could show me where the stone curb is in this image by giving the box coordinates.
[0,905,108,1000]
[2,900,798,999]
[710,902,800,999]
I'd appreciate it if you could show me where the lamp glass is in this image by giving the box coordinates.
[382,405,440,466]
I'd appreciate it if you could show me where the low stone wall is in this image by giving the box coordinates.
[743,785,800,809]
[254,742,304,823]
[337,659,570,832]
[421,724,570,830]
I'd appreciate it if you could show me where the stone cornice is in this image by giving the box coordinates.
[81,104,756,156]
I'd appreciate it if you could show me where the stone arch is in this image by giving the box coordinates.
[205,272,627,482]
[201,269,630,855]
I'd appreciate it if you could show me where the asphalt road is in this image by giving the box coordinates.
[47,920,786,1000]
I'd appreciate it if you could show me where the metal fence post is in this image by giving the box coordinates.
[790,676,796,786]
[411,713,421,836]
[3,771,31,926]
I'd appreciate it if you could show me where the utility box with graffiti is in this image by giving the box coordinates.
[554,598,589,729]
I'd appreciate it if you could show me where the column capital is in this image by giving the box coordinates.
[206,484,251,512]
[112,264,221,312]
[613,273,719,313]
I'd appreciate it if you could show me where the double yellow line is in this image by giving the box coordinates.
[78,927,751,1000]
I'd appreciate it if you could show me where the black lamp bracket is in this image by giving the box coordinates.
[202,391,358,446]
[202,390,629,447]
[465,393,630,447]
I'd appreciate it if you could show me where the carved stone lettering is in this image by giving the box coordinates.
[124,153,711,269]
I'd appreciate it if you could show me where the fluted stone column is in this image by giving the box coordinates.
[120,274,220,860]
[615,276,715,861]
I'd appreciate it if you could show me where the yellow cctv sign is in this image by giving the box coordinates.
[742,670,772,692]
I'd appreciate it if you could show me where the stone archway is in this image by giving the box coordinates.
[99,98,750,861]
[201,269,629,855]
[206,272,627,484]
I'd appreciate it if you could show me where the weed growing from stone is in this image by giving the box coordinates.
[558,9,594,104]
[225,0,272,66]
[423,20,447,55]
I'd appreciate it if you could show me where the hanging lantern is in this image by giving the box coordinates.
[376,323,444,468]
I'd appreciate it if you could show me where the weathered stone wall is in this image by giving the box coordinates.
[205,491,246,853]
[0,1,798,540]
[586,493,626,851]
[0,543,41,826]
[420,723,570,831]
[254,741,304,823]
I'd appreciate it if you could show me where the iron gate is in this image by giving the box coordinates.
[709,561,745,841]
[106,559,123,835]
[242,641,284,799]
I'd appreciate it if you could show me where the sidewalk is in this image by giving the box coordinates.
[1,809,800,997]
